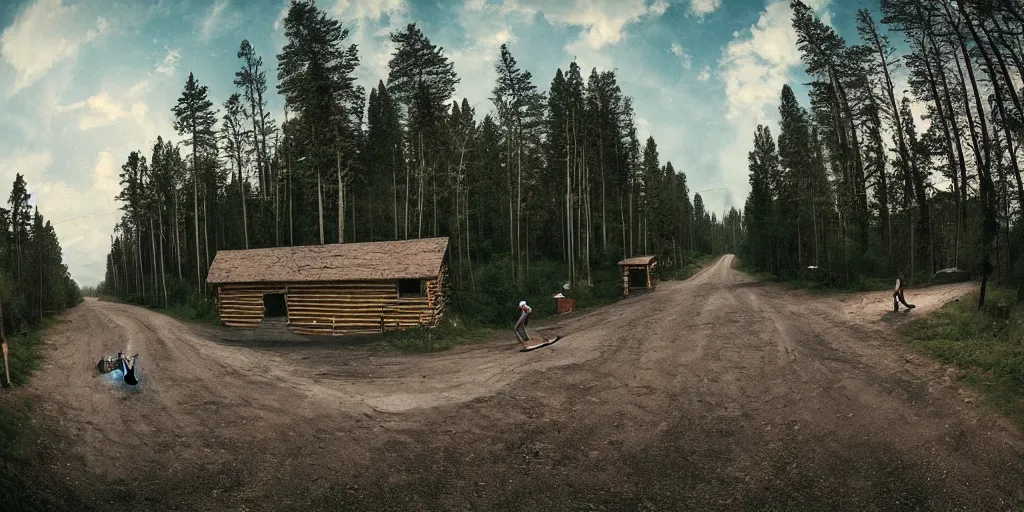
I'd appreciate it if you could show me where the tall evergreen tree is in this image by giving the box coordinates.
[172,72,218,292]
[277,0,362,244]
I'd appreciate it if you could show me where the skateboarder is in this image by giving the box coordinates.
[514,300,533,347]
[893,274,915,312]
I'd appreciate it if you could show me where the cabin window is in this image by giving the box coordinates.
[263,293,288,317]
[398,279,425,298]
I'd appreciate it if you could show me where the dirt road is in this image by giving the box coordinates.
[16,255,1024,510]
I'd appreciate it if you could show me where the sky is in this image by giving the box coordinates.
[1,0,921,287]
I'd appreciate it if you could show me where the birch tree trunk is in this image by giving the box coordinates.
[517,123,523,283]
[136,221,145,300]
[317,167,324,244]
[393,149,398,240]
[239,157,249,249]
[193,162,201,294]
[203,197,210,295]
[158,205,168,308]
[418,134,425,239]
[149,217,157,301]
[566,118,574,285]
[404,154,410,240]
[174,190,182,280]
[120,230,129,295]
[337,142,345,244]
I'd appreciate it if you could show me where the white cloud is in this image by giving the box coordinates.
[649,0,670,16]
[0,150,123,286]
[128,79,150,96]
[716,0,830,210]
[689,0,722,17]
[200,0,231,41]
[670,43,692,70]
[507,0,669,52]
[697,65,711,81]
[636,117,654,145]
[273,1,290,31]
[447,1,522,109]
[56,80,160,141]
[0,0,108,95]
[331,0,406,22]
[0,151,53,187]
[155,48,181,76]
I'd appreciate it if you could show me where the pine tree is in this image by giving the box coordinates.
[222,93,251,249]
[744,125,779,273]
[777,84,815,270]
[277,0,362,244]
[172,72,218,293]
[491,43,546,285]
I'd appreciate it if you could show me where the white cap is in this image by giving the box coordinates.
[519,300,527,308]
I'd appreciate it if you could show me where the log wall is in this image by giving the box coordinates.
[216,269,447,336]
[620,262,657,297]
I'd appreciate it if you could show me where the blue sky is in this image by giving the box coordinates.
[1,0,918,287]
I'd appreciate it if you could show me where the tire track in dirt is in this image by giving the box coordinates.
[16,255,1024,510]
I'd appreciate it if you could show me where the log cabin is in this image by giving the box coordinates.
[206,237,450,336]
[619,255,657,296]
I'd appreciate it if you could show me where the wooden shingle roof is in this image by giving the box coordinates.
[619,255,656,266]
[207,237,449,284]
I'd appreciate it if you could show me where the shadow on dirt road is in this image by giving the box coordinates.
[14,255,1024,510]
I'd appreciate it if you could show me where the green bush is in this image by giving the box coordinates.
[383,315,498,353]
[662,252,715,281]
[1,320,51,387]
[900,288,1024,425]
[163,291,219,324]
[0,322,60,511]
[0,397,37,512]
[449,256,625,329]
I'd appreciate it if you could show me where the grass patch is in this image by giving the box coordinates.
[899,288,1024,428]
[101,294,220,326]
[782,275,894,294]
[2,318,56,388]
[382,315,499,354]
[0,397,40,512]
[1,319,62,512]
[161,303,220,325]
[734,259,898,294]
[663,254,718,281]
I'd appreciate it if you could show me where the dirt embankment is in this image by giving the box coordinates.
[14,255,1024,511]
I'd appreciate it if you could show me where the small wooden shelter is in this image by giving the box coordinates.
[619,255,657,296]
[206,237,449,336]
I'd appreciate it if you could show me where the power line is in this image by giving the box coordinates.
[51,210,122,226]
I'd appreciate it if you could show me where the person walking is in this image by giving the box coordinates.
[893,274,916,312]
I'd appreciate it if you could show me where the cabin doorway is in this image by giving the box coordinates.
[628,268,648,288]
[263,293,287,318]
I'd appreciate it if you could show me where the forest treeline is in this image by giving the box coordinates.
[743,0,1024,305]
[98,0,738,322]
[0,174,82,333]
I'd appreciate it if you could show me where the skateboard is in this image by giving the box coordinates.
[520,335,562,352]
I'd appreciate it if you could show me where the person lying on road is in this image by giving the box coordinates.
[119,352,139,386]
